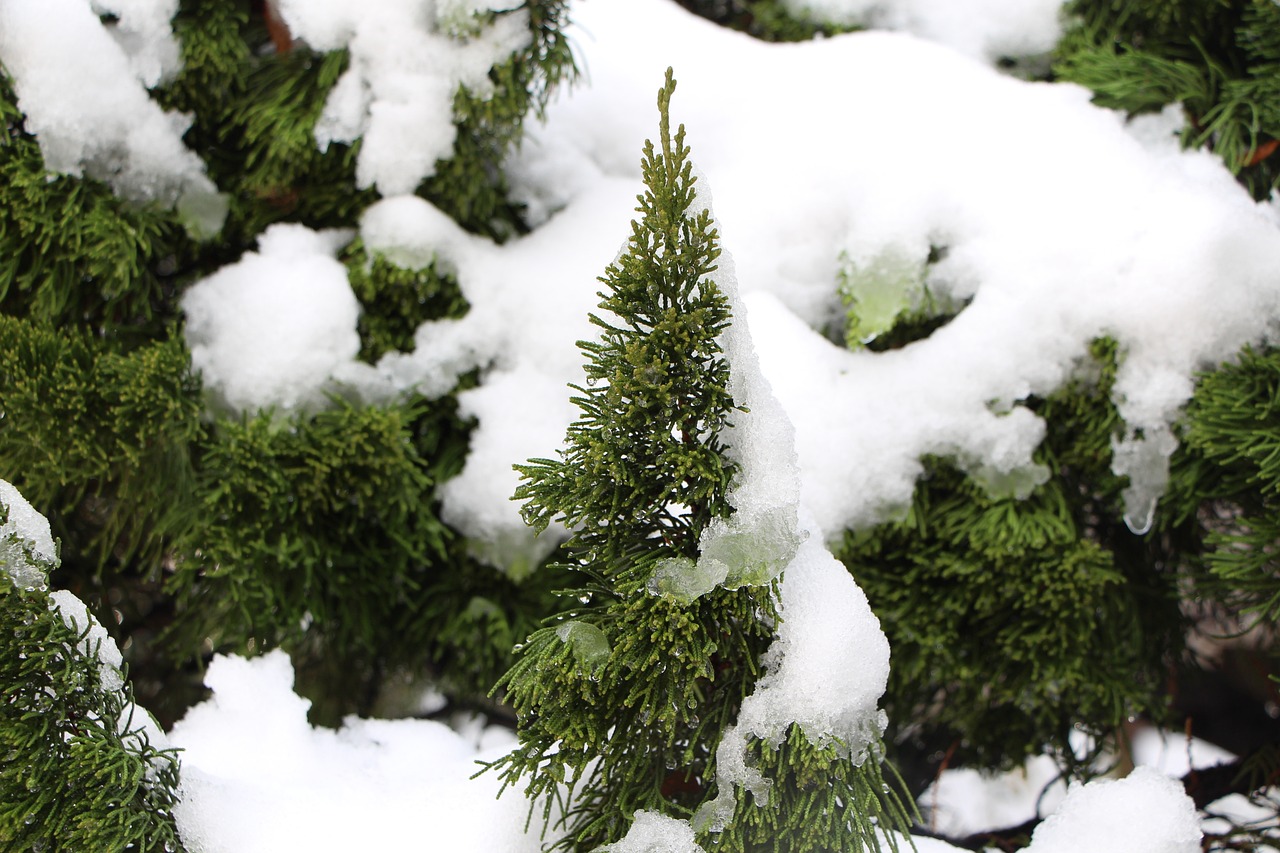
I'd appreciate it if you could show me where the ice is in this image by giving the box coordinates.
[170,650,551,853]
[0,0,220,217]
[598,810,707,853]
[555,620,611,675]
[181,224,362,415]
[1023,766,1201,853]
[275,0,533,196]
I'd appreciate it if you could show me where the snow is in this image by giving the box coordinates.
[208,0,1280,566]
[0,0,221,225]
[275,0,533,196]
[169,650,551,853]
[0,478,57,589]
[181,224,362,415]
[1024,766,1202,853]
[49,588,126,693]
[599,811,706,853]
[695,511,891,834]
[6,0,1280,847]
[0,479,127,694]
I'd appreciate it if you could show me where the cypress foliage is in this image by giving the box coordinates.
[840,338,1186,784]
[1056,0,1280,199]
[1,495,184,853]
[0,0,577,728]
[491,69,771,850]
[490,69,909,853]
[1175,346,1280,624]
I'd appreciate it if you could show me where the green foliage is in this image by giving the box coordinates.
[490,69,906,853]
[164,394,471,715]
[342,238,470,363]
[0,0,579,732]
[0,316,204,572]
[712,729,914,853]
[491,69,769,850]
[1056,0,1280,199]
[159,5,372,245]
[157,0,576,242]
[0,515,184,853]
[0,74,194,337]
[1175,345,1280,624]
[841,340,1185,777]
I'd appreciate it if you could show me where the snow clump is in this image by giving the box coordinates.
[0,479,58,590]
[170,650,553,853]
[274,0,534,196]
[0,0,222,227]
[1024,766,1202,853]
[598,810,707,853]
[182,224,363,415]
[778,0,1065,63]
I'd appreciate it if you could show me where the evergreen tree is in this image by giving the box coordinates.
[489,69,910,853]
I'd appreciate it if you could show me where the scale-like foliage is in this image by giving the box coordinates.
[1177,346,1280,623]
[1056,0,1280,199]
[342,238,470,363]
[0,0,578,729]
[491,71,775,851]
[841,340,1185,782]
[0,507,184,853]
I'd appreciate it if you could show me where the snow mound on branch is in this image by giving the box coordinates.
[0,0,221,225]
[1025,766,1201,853]
[182,224,362,415]
[599,811,706,853]
[780,0,1064,63]
[0,479,57,590]
[651,167,808,601]
[275,0,533,196]
[170,650,550,853]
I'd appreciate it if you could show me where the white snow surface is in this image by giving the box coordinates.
[780,0,1066,62]
[0,478,58,589]
[165,0,1280,562]
[182,224,363,414]
[1024,766,1202,853]
[169,650,551,853]
[275,0,533,196]
[0,0,216,208]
